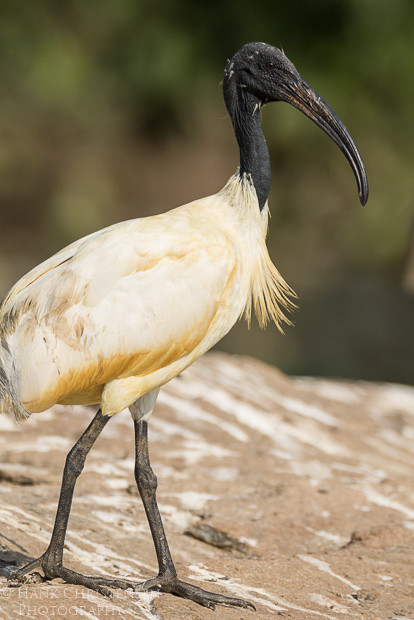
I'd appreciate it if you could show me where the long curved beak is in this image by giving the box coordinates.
[280,78,369,205]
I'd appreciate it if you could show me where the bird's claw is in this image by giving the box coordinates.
[136,574,255,610]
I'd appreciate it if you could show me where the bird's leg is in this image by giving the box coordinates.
[133,419,255,610]
[9,408,137,597]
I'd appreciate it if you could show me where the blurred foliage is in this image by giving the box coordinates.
[0,0,413,383]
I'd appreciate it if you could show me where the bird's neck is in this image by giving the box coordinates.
[232,92,271,211]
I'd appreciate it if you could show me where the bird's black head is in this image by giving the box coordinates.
[223,42,368,206]
[223,42,300,107]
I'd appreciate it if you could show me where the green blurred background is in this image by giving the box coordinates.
[0,0,413,384]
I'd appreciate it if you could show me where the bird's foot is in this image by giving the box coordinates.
[135,573,256,610]
[9,556,255,609]
[8,554,138,598]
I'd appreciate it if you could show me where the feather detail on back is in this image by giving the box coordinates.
[0,338,29,421]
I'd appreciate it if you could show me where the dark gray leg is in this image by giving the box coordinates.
[9,409,137,596]
[133,419,255,610]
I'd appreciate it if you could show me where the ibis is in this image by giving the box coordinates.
[1,42,368,609]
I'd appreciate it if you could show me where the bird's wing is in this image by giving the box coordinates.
[1,229,102,309]
[3,208,239,411]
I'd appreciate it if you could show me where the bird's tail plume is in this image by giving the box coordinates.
[0,338,29,421]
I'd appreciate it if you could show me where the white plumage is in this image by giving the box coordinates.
[0,174,292,419]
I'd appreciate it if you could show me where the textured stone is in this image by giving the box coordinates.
[0,352,413,619]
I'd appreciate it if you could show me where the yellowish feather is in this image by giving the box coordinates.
[219,174,296,331]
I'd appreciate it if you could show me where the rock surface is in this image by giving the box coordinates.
[0,352,413,620]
